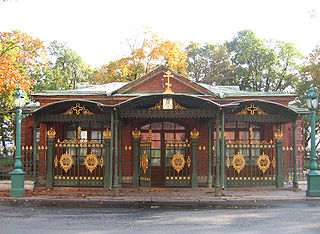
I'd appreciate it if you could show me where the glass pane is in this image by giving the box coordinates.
[239,131,249,140]
[151,122,162,130]
[141,124,150,130]
[141,132,149,141]
[151,150,161,166]
[175,132,185,140]
[152,141,161,149]
[175,123,185,130]
[164,122,175,130]
[91,131,102,140]
[253,131,260,140]
[165,133,174,141]
[225,131,235,141]
[81,131,88,139]
[151,158,161,166]
[152,133,161,141]
[66,130,76,139]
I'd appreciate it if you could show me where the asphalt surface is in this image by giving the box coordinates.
[0,200,319,234]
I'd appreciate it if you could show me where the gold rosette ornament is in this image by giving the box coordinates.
[85,153,99,173]
[257,153,271,173]
[171,152,185,173]
[59,153,73,173]
[232,152,246,173]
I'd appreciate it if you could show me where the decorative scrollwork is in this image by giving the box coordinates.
[226,156,230,168]
[187,155,191,168]
[54,156,58,168]
[257,153,270,173]
[100,157,104,168]
[140,151,149,174]
[190,128,199,139]
[47,127,56,138]
[150,99,186,110]
[232,152,246,173]
[59,153,73,173]
[85,153,98,173]
[132,128,141,139]
[62,103,94,115]
[236,103,268,116]
[171,152,185,173]
[103,128,111,139]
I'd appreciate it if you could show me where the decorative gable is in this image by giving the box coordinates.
[114,66,213,95]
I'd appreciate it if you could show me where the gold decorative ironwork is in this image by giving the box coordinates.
[272,157,276,169]
[232,152,246,173]
[257,152,271,173]
[100,157,104,167]
[163,70,174,94]
[171,152,185,173]
[103,128,112,139]
[85,153,98,173]
[150,100,163,110]
[132,128,141,139]
[62,103,94,115]
[59,153,73,173]
[274,130,283,140]
[187,155,191,168]
[150,99,186,110]
[226,156,230,168]
[190,128,199,139]
[141,130,153,144]
[77,126,82,140]
[47,127,56,138]
[54,156,58,168]
[140,151,149,174]
[236,103,268,116]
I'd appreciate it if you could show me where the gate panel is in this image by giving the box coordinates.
[226,141,276,187]
[139,141,151,187]
[54,139,104,187]
[165,139,191,186]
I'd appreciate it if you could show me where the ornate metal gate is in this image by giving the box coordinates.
[54,138,105,186]
[225,139,276,187]
[165,139,191,186]
[139,140,151,187]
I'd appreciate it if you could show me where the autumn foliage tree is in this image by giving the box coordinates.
[91,31,188,84]
[0,30,47,146]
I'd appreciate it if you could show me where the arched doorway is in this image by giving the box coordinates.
[140,121,190,187]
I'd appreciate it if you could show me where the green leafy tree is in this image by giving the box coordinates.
[186,42,236,85]
[33,41,92,92]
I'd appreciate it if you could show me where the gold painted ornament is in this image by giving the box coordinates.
[140,151,149,174]
[257,152,271,173]
[59,153,73,173]
[85,153,99,173]
[232,152,246,173]
[171,152,185,173]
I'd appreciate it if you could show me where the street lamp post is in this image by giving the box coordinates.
[10,86,26,197]
[305,87,320,197]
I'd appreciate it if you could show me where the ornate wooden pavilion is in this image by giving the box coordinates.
[21,66,307,190]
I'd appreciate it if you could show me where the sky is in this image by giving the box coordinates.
[1,0,320,68]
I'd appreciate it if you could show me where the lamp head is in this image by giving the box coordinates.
[13,86,26,108]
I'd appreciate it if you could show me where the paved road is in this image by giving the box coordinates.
[0,201,319,234]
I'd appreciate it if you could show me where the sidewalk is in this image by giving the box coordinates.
[0,182,317,207]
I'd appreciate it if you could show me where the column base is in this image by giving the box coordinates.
[10,171,25,197]
[306,174,320,197]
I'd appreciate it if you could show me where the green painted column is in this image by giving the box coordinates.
[33,123,37,186]
[276,136,284,188]
[215,116,221,197]
[191,128,199,188]
[109,110,114,190]
[132,130,141,187]
[103,136,111,189]
[207,121,212,188]
[119,121,123,188]
[221,110,225,189]
[293,123,298,188]
[45,128,56,189]
[113,113,119,197]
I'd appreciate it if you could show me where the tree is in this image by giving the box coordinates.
[186,42,236,85]
[33,41,92,92]
[0,30,47,147]
[226,30,276,91]
[91,31,188,84]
